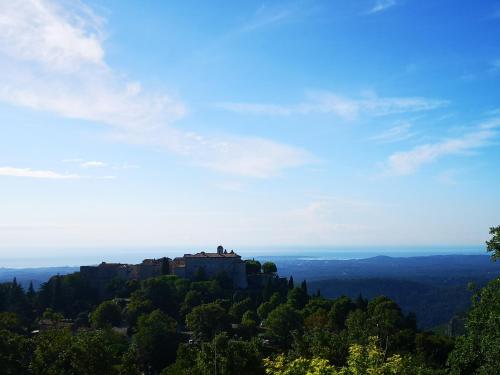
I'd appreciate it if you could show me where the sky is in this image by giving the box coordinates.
[0,0,499,254]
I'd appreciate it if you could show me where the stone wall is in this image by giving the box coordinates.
[184,257,248,288]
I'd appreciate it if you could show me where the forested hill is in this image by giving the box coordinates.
[308,278,475,329]
[260,254,500,330]
[259,254,499,284]
[0,267,78,290]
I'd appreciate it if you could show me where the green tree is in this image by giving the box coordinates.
[366,296,406,350]
[133,309,179,373]
[31,328,127,375]
[245,259,262,274]
[415,332,454,370]
[264,337,406,375]
[257,292,282,320]
[91,300,122,328]
[265,304,303,349]
[186,302,230,341]
[0,313,34,373]
[160,344,199,375]
[229,297,253,322]
[196,334,263,375]
[138,275,181,318]
[287,287,309,310]
[106,277,130,298]
[329,296,356,332]
[27,281,36,302]
[447,277,500,374]
[262,262,278,274]
[486,225,500,261]
[241,310,259,337]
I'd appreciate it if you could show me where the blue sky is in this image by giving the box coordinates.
[0,0,499,252]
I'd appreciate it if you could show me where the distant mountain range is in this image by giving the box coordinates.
[0,266,78,289]
[258,254,499,329]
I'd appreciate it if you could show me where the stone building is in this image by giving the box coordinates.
[172,245,248,288]
[80,246,247,292]
[79,258,166,296]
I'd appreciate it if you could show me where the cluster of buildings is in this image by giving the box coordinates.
[80,245,248,293]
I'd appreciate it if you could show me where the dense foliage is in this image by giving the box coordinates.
[0,228,498,374]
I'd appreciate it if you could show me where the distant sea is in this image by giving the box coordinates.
[0,245,486,268]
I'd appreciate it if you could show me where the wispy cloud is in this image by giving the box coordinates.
[80,161,107,168]
[217,91,447,121]
[63,158,138,170]
[0,0,308,178]
[368,122,416,143]
[382,118,500,175]
[368,0,397,14]
[0,166,81,179]
[241,4,294,32]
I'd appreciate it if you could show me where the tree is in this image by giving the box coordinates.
[186,302,230,341]
[31,328,127,375]
[106,277,129,298]
[262,262,277,274]
[486,225,500,261]
[366,296,406,350]
[300,280,308,295]
[90,300,122,328]
[328,296,356,331]
[229,297,253,323]
[258,293,282,320]
[304,308,329,330]
[288,276,294,290]
[27,281,36,301]
[287,287,309,310]
[265,304,303,349]
[264,354,335,375]
[241,310,259,337]
[415,332,454,369]
[133,309,179,373]
[264,337,406,375]
[245,259,262,275]
[164,334,263,375]
[0,329,32,374]
[290,329,350,367]
[137,275,181,318]
[447,277,500,374]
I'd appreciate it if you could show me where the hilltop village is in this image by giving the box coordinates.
[80,245,251,294]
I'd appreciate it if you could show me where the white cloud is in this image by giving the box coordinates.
[62,158,84,163]
[216,91,447,121]
[111,130,311,178]
[80,161,107,168]
[368,0,397,14]
[0,166,81,179]
[0,0,104,72]
[0,0,308,178]
[382,119,500,175]
[193,135,311,178]
[368,122,416,143]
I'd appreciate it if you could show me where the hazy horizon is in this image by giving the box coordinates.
[0,245,487,268]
